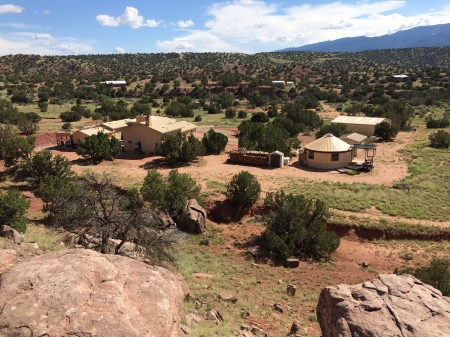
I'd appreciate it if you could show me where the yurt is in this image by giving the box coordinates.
[304,133,353,169]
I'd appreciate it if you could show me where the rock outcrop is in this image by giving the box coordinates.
[0,249,17,273]
[0,249,185,337]
[317,273,450,337]
[0,225,24,243]
[177,199,207,234]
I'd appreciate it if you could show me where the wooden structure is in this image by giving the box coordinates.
[347,144,377,172]
[228,150,268,166]
[55,131,73,146]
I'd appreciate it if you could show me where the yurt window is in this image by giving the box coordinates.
[308,151,314,159]
[331,153,339,161]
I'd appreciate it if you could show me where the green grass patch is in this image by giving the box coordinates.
[24,224,63,251]
[177,109,251,127]
[206,180,227,193]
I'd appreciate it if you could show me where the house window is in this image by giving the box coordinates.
[308,151,314,159]
[331,153,339,161]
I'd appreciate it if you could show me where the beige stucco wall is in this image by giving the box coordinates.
[341,123,376,135]
[305,150,353,169]
[72,131,120,144]
[122,124,163,154]
[122,125,196,154]
[72,131,85,144]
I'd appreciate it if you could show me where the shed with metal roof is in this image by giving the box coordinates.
[331,116,388,135]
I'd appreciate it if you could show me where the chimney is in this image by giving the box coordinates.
[145,115,151,127]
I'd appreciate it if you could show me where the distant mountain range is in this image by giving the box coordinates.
[277,23,450,52]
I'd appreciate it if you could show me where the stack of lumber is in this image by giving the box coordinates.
[229,150,268,166]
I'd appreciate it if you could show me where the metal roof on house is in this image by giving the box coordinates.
[305,133,352,152]
[74,127,114,136]
[125,116,197,134]
[151,118,197,134]
[331,116,387,126]
[340,133,367,143]
[101,119,135,130]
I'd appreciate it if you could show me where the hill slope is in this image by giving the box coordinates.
[277,23,450,52]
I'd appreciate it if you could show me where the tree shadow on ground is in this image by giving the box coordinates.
[208,198,248,223]
[138,158,198,170]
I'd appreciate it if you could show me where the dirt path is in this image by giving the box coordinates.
[333,207,450,229]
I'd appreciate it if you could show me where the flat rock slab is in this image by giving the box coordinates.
[0,249,185,337]
[0,249,17,273]
[317,273,450,337]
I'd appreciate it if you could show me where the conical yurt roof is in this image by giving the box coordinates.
[305,133,351,152]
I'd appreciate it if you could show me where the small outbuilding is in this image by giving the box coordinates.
[304,133,353,170]
[339,133,367,145]
[271,81,286,87]
[268,151,284,168]
[100,80,127,87]
[340,133,367,157]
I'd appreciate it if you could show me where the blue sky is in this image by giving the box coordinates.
[0,0,449,55]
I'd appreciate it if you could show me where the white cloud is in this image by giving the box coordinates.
[322,21,353,30]
[254,36,270,42]
[0,33,93,56]
[156,0,450,53]
[43,10,50,15]
[157,30,238,53]
[145,19,160,28]
[0,4,24,14]
[114,47,125,54]
[176,42,195,49]
[119,7,144,28]
[254,21,269,28]
[177,20,194,29]
[0,22,37,29]
[32,33,51,40]
[96,14,120,27]
[204,20,214,28]
[96,6,161,29]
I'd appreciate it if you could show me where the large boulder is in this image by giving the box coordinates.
[177,199,207,234]
[0,225,24,243]
[0,249,17,273]
[317,273,450,337]
[0,249,185,337]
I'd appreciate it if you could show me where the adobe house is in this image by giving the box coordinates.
[120,116,197,154]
